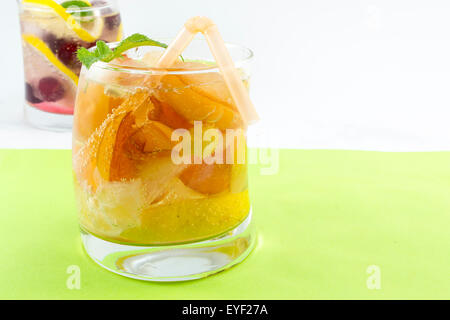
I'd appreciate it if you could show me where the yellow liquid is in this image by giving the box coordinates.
[76,176,250,245]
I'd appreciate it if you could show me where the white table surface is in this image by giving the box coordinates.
[2,0,450,151]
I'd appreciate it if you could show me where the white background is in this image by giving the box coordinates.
[2,0,450,150]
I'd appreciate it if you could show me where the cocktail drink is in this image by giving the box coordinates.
[17,0,122,130]
[74,54,251,244]
[72,18,258,281]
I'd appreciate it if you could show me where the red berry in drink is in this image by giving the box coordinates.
[38,77,65,102]
[57,41,79,66]
[25,83,42,104]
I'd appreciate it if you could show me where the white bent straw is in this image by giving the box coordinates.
[156,16,260,126]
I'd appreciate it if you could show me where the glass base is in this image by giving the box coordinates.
[81,212,256,282]
[24,102,73,132]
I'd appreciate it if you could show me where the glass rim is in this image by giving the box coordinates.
[89,39,254,76]
[17,0,117,13]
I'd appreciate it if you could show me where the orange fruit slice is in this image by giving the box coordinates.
[180,163,231,195]
[93,90,175,182]
[156,74,241,129]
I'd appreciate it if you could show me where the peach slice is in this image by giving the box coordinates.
[103,111,137,181]
[96,91,176,182]
[126,120,174,155]
[149,97,193,130]
[93,91,142,181]
[102,118,175,182]
[139,57,243,130]
[141,58,238,109]
[76,90,155,187]
[178,63,235,107]
[180,163,231,195]
[95,92,148,182]
[156,74,242,130]
[178,128,248,195]
[177,123,246,195]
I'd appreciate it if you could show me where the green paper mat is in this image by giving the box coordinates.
[0,149,448,299]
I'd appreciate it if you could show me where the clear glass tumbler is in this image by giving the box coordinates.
[72,40,256,281]
[17,0,122,131]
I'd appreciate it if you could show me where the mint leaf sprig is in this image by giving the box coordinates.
[77,34,169,69]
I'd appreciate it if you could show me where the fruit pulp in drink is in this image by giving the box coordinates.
[72,51,251,245]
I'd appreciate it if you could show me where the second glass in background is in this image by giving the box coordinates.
[17,0,122,130]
